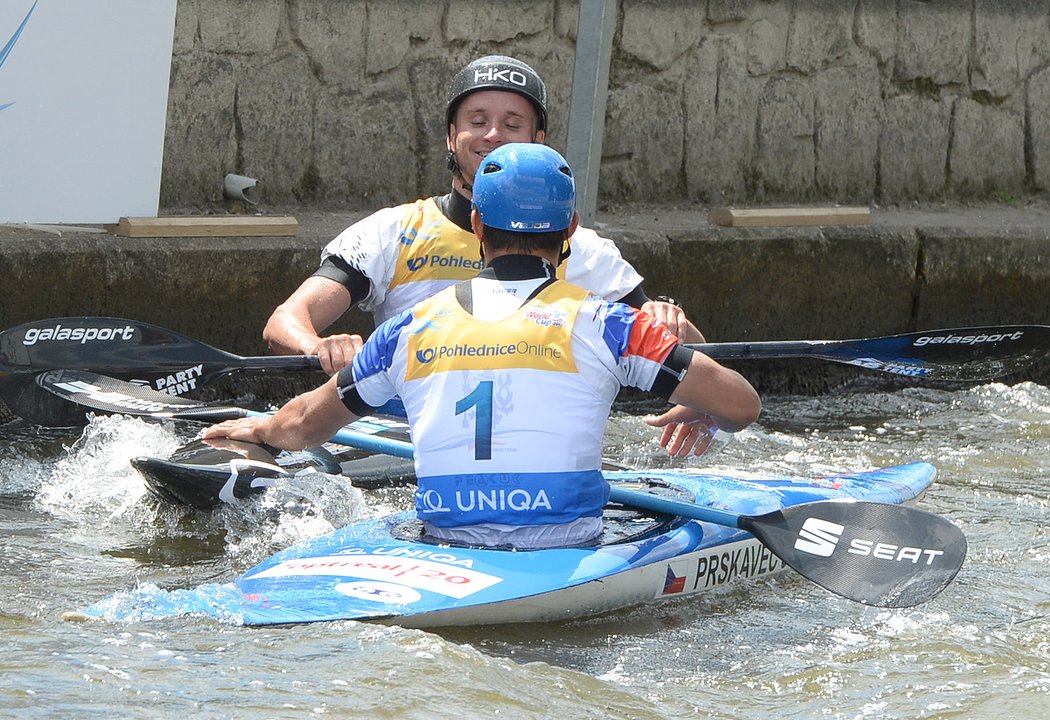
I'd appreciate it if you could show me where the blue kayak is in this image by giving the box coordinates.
[76,462,943,627]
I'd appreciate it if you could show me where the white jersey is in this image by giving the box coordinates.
[341,258,681,547]
[321,197,642,324]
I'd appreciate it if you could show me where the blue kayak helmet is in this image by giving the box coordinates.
[472,144,576,233]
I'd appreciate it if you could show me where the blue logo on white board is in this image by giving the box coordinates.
[1,1,38,113]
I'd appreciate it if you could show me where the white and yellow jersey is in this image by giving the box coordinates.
[321,197,642,324]
[340,263,680,531]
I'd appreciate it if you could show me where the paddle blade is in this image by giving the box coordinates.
[0,317,320,407]
[825,326,1050,381]
[0,317,241,393]
[742,501,967,608]
[695,325,1050,381]
[0,372,91,427]
[35,368,250,422]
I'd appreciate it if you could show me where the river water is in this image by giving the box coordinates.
[1,379,1047,719]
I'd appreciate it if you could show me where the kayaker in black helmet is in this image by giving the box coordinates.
[207,144,759,549]
[264,54,702,366]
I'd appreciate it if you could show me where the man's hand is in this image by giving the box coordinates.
[640,300,705,343]
[645,406,719,458]
[202,417,270,445]
[311,333,364,375]
[264,276,358,374]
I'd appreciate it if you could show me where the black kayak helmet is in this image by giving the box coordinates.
[446,55,549,133]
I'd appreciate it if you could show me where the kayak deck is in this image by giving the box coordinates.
[78,462,937,628]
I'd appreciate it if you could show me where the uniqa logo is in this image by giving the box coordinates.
[1,1,38,113]
[415,347,436,364]
[407,257,427,272]
[420,489,449,513]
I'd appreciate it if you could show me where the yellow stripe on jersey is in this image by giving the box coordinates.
[390,199,482,289]
[405,282,587,380]
[390,199,573,291]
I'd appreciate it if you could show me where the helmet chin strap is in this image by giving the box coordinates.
[446,151,473,192]
[559,240,571,265]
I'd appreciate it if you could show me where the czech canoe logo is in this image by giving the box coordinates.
[335,581,422,605]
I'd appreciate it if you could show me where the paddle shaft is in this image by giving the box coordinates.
[7,318,1046,426]
[282,405,966,608]
[197,407,416,459]
[5,318,1046,386]
[608,486,738,526]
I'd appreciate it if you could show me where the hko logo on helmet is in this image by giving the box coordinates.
[473,67,528,89]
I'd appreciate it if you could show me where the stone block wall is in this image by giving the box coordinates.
[161,0,1050,210]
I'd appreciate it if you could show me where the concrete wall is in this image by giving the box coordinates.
[163,0,1050,210]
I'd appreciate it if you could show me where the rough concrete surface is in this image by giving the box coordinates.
[158,1,1050,208]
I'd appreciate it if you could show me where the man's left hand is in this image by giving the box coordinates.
[640,299,705,343]
[645,406,719,458]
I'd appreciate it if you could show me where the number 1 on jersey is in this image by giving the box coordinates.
[456,381,493,460]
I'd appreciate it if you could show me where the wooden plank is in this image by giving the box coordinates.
[105,216,299,238]
[708,206,871,228]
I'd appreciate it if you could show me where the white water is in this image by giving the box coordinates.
[1,382,1048,718]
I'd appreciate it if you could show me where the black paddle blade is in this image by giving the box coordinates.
[132,439,341,509]
[35,369,250,423]
[0,317,242,394]
[0,372,91,427]
[824,326,1050,381]
[742,501,967,608]
[696,325,1050,381]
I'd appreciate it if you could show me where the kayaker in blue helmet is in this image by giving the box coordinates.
[263,54,703,368]
[205,144,760,550]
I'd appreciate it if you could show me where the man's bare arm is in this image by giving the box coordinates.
[263,276,362,374]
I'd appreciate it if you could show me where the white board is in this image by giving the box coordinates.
[0,0,176,224]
